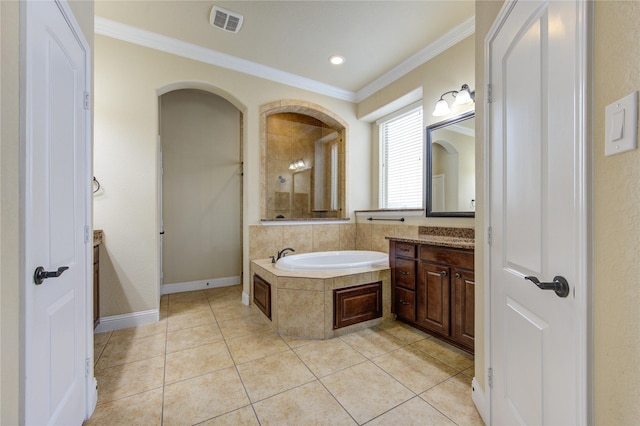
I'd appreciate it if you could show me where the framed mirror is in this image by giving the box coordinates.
[425,111,475,217]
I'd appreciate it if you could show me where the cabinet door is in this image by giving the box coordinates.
[451,268,475,350]
[394,286,416,322]
[417,262,450,335]
[394,257,416,290]
[253,274,272,320]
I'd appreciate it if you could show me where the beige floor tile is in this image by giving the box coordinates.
[93,331,111,347]
[199,406,259,426]
[294,338,367,378]
[95,356,164,403]
[205,285,242,300]
[166,323,223,353]
[280,335,319,349]
[212,302,260,321]
[168,298,212,315]
[168,290,207,303]
[339,327,405,359]
[411,338,474,371]
[162,367,250,426]
[167,308,217,332]
[159,295,168,319]
[320,361,414,424]
[253,381,356,426]
[237,350,315,402]
[462,365,475,378]
[226,331,290,364]
[372,345,458,393]
[420,374,484,426]
[93,331,111,365]
[109,319,167,343]
[373,320,430,344]
[165,340,234,384]
[218,313,272,340]
[95,333,166,370]
[366,396,455,426]
[208,292,244,308]
[86,388,163,426]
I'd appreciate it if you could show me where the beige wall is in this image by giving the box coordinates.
[0,2,94,424]
[160,89,241,286]
[93,35,371,316]
[358,35,476,230]
[593,1,640,423]
[1,2,21,423]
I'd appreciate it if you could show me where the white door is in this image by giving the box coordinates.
[24,1,92,424]
[488,0,588,424]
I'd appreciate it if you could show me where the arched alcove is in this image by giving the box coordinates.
[260,101,349,220]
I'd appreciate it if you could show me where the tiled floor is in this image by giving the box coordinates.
[88,285,484,425]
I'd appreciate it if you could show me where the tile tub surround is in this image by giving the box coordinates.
[250,259,391,340]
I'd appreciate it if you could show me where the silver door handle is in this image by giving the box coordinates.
[524,275,570,298]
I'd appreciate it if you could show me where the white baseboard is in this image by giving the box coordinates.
[242,291,250,306]
[162,276,241,295]
[94,309,159,333]
[472,377,489,425]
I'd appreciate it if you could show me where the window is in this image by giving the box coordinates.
[378,102,423,209]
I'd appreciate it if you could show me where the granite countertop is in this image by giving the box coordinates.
[386,226,475,250]
[93,230,103,246]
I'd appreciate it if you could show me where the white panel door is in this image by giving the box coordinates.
[488,0,587,424]
[24,1,89,424]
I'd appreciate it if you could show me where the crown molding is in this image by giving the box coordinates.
[354,16,476,103]
[94,17,356,102]
[95,15,475,105]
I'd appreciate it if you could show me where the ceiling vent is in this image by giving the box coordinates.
[210,6,243,33]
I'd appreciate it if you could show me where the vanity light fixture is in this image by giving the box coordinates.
[432,84,475,116]
[329,55,345,65]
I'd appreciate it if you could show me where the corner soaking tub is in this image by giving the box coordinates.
[275,250,389,272]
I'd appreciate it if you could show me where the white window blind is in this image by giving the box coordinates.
[379,103,423,209]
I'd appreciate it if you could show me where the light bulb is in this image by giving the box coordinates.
[433,99,451,116]
[454,88,472,105]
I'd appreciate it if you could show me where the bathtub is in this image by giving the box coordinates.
[275,250,389,271]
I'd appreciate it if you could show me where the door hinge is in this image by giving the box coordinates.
[85,358,91,378]
[487,84,492,104]
[83,92,90,110]
[487,226,492,246]
[488,367,494,388]
[85,226,90,244]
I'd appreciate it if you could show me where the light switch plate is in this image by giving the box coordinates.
[605,91,638,156]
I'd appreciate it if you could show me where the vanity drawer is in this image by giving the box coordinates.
[394,258,416,290]
[394,242,416,259]
[419,246,473,270]
[394,287,416,322]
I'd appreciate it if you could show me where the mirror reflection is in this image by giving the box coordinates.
[265,112,345,220]
[426,111,475,217]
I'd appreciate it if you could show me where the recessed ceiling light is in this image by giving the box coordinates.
[329,55,345,66]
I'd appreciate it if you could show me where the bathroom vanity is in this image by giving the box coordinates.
[388,227,475,354]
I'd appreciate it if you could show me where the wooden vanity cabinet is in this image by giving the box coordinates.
[390,241,417,322]
[93,244,100,329]
[390,240,475,353]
